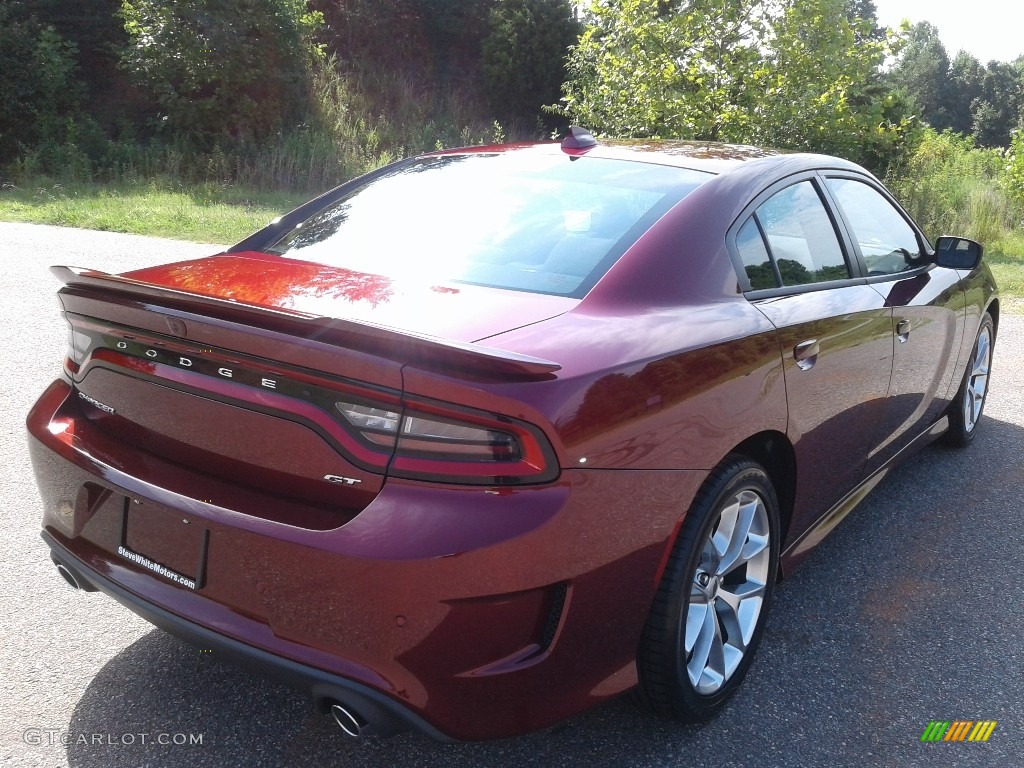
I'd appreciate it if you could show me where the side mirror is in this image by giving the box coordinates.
[934,236,983,270]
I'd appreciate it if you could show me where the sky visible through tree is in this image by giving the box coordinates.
[873,0,1022,63]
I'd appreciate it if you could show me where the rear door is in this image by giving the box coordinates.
[822,175,965,470]
[730,175,895,538]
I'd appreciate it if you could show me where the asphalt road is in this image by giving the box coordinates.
[2,222,1022,767]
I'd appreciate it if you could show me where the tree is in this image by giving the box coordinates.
[948,51,985,136]
[0,3,82,163]
[311,0,424,67]
[120,0,324,144]
[418,0,496,84]
[971,60,1022,147]
[481,0,579,123]
[560,0,910,171]
[887,21,952,130]
[561,0,771,140]
[756,0,909,168]
[22,1,126,101]
[843,0,885,44]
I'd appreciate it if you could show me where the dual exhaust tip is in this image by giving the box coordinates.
[52,560,97,592]
[330,703,366,738]
[55,562,83,590]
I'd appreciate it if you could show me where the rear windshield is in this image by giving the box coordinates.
[266,151,710,297]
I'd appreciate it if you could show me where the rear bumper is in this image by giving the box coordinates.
[28,378,706,740]
[43,529,450,739]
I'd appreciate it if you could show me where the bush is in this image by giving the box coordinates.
[886,128,1022,245]
[481,0,578,124]
[1004,130,1024,209]
[0,7,82,163]
[119,0,324,144]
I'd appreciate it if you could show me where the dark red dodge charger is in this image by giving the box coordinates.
[28,131,998,741]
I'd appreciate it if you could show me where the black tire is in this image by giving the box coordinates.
[636,455,780,721]
[944,312,995,448]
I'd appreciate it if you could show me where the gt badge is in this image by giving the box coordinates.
[324,475,362,486]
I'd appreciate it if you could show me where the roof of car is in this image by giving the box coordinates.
[432,138,866,177]
[572,139,784,174]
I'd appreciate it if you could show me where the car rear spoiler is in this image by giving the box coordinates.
[51,266,562,379]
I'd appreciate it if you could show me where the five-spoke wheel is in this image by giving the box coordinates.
[637,456,779,721]
[946,312,995,447]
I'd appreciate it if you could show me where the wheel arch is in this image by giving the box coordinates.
[652,431,796,594]
[987,297,1000,338]
[730,430,796,579]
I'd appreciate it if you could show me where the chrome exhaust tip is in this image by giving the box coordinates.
[55,562,81,590]
[330,703,366,738]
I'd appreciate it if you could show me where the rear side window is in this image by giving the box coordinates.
[736,179,851,290]
[266,153,710,298]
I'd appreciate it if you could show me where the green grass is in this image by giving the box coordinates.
[988,231,1024,310]
[0,179,300,244]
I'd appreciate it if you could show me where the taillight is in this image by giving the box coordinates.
[335,403,402,448]
[66,319,559,486]
[334,397,557,485]
[64,324,90,376]
[398,415,521,462]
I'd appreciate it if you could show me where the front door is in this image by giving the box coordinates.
[822,175,965,471]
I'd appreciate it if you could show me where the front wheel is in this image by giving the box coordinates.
[945,312,994,448]
[636,456,780,721]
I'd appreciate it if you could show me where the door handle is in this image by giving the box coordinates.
[896,319,911,343]
[794,339,819,371]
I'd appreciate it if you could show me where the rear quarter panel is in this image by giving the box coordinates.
[421,300,787,472]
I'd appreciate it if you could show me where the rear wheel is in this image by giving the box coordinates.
[637,456,780,721]
[945,312,994,448]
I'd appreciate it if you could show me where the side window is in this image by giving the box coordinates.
[736,216,779,289]
[756,180,850,286]
[826,177,921,276]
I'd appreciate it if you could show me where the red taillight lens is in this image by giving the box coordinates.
[334,398,557,485]
[397,414,521,462]
[64,326,90,376]
[66,320,558,485]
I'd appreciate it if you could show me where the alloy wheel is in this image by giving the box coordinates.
[685,488,771,695]
[963,324,992,433]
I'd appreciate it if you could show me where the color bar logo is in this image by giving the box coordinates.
[920,721,997,742]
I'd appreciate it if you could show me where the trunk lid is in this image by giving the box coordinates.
[123,251,577,342]
[54,262,563,529]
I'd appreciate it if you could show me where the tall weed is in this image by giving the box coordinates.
[885,129,1022,245]
[4,57,528,193]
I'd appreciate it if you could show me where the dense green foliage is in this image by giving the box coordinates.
[883,127,1024,298]
[561,0,771,140]
[560,0,914,173]
[482,0,579,123]
[119,0,323,143]
[889,21,1024,148]
[4,0,1024,181]
[0,4,82,163]
[1,0,1022,295]
[887,129,1015,244]
[2,0,576,188]
[756,0,911,170]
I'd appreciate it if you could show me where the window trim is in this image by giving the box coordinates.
[751,213,784,288]
[726,171,861,296]
[816,171,935,285]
